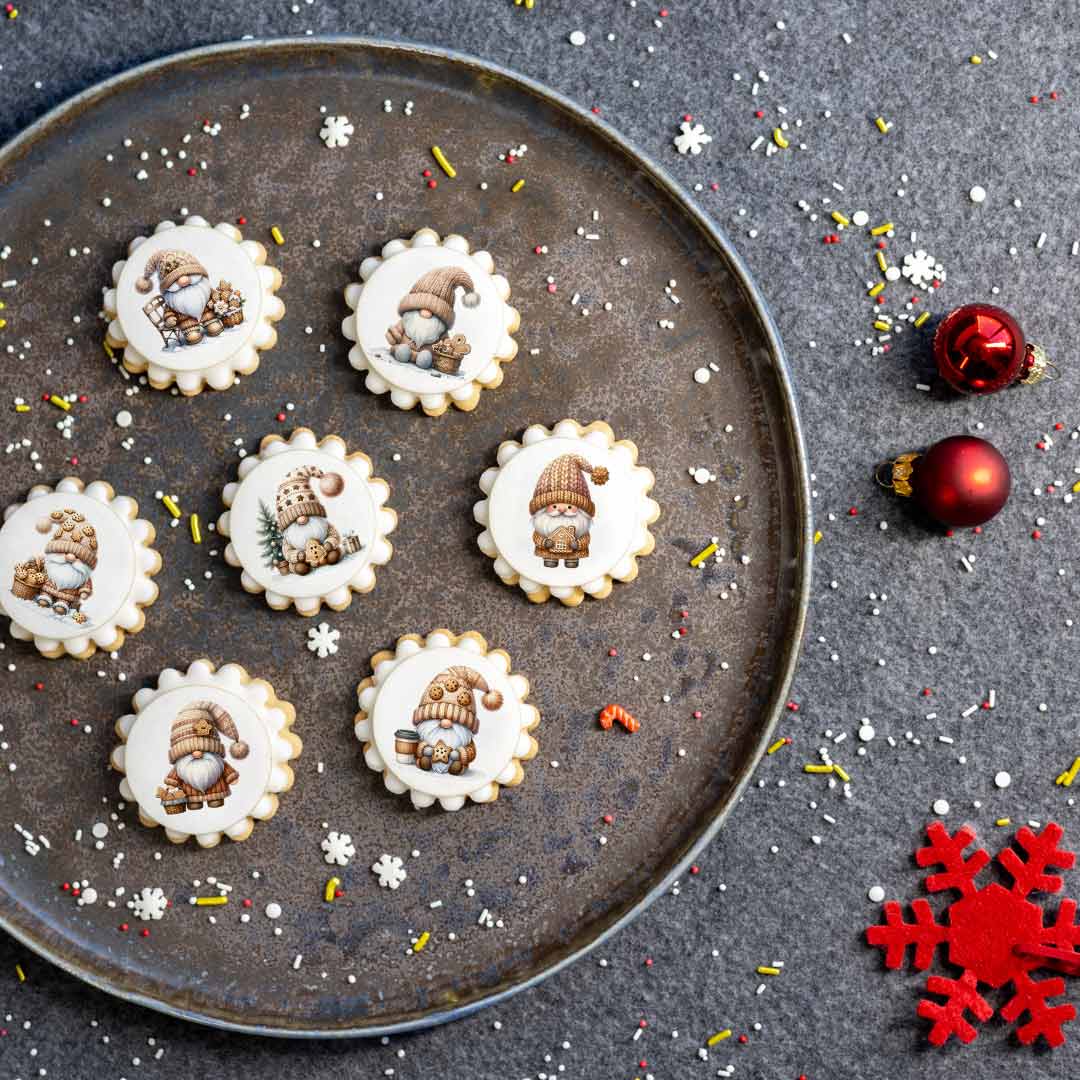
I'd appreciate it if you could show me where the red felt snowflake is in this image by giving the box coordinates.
[867,821,1080,1047]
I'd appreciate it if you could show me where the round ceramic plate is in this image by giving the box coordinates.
[0,38,810,1036]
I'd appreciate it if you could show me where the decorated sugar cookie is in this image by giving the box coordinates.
[111,659,300,848]
[354,630,539,811]
[474,420,660,606]
[0,478,161,659]
[341,228,519,416]
[103,216,284,395]
[218,428,397,616]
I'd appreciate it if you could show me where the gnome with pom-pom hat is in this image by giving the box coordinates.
[274,465,355,576]
[158,700,248,812]
[530,454,609,568]
[413,665,503,775]
[385,266,480,370]
[134,248,213,332]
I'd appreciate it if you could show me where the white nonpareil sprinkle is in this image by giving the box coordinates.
[568,30,586,46]
[969,185,987,204]
[868,885,886,903]
[932,798,950,816]
[994,770,1012,789]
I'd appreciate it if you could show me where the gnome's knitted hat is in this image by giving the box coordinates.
[40,508,99,570]
[135,249,209,294]
[397,267,480,328]
[275,466,345,530]
[412,666,503,735]
[528,454,609,518]
[168,700,249,763]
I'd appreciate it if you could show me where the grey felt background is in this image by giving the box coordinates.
[2,2,1078,1078]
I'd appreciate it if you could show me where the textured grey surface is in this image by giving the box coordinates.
[1,2,1078,1078]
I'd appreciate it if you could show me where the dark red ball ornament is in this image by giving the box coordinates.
[880,435,1011,527]
[933,303,1054,394]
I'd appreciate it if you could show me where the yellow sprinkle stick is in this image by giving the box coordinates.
[195,895,227,906]
[970,55,983,64]
[0,318,7,329]
[813,529,823,544]
[831,211,850,226]
[324,876,341,902]
[832,763,851,783]
[15,403,29,413]
[511,178,526,193]
[756,965,782,976]
[876,251,888,273]
[767,738,788,755]
[913,311,931,328]
[103,340,115,359]
[189,513,202,544]
[1073,480,1080,495]
[1055,756,1080,787]
[772,127,789,149]
[413,931,431,953]
[690,542,718,568]
[874,116,891,134]
[431,146,457,178]
[804,764,834,774]
[270,226,285,246]
[995,817,1012,827]
[873,319,892,332]
[870,221,894,236]
[161,495,181,519]
[49,394,71,411]
[707,1029,732,1046]
[868,282,885,298]
[15,964,25,982]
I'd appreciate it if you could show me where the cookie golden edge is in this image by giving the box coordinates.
[102,215,285,396]
[474,419,661,607]
[353,629,540,811]
[2,476,162,660]
[217,427,398,617]
[110,658,301,848]
[340,227,520,418]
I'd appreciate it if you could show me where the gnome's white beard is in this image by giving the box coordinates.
[416,719,473,773]
[175,752,225,792]
[165,276,212,319]
[44,554,92,589]
[283,516,330,549]
[532,508,592,537]
[402,310,448,347]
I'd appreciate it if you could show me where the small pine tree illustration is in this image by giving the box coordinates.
[256,499,283,567]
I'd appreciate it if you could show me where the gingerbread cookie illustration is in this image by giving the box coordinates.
[342,228,519,416]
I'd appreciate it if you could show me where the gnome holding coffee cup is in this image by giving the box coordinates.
[412,666,503,775]
[274,465,358,576]
[157,701,248,814]
[530,455,609,568]
[385,266,480,371]
[10,508,98,621]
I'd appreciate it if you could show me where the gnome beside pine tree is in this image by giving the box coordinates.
[412,666,503,775]
[385,267,480,370]
[157,701,249,813]
[529,455,609,568]
[273,466,360,576]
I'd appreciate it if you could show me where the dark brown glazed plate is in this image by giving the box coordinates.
[0,37,810,1036]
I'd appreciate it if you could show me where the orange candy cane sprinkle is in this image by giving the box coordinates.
[599,704,640,733]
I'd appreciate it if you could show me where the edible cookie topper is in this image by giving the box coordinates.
[354,630,539,811]
[219,428,397,616]
[341,228,520,416]
[0,478,161,659]
[474,419,660,606]
[103,216,284,395]
[111,659,301,848]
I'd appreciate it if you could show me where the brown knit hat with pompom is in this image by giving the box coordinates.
[168,700,249,763]
[412,666,503,734]
[135,248,209,294]
[528,454,609,517]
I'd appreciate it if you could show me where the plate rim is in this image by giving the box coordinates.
[0,33,813,1039]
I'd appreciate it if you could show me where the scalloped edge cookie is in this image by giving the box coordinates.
[474,419,660,606]
[111,658,301,848]
[103,215,284,395]
[354,629,539,812]
[218,428,397,616]
[341,227,520,417]
[0,477,162,659]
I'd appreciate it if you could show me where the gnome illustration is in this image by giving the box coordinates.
[412,666,503,775]
[135,248,215,345]
[273,465,354,576]
[529,455,609,568]
[157,700,249,813]
[385,266,480,371]
[11,508,99,620]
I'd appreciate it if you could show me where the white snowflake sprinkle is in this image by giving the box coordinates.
[900,249,946,290]
[307,622,340,658]
[372,853,407,890]
[319,115,354,149]
[321,830,356,867]
[673,120,713,156]
[127,886,168,921]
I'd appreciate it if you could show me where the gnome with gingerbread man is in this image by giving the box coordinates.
[274,465,361,576]
[530,455,609,568]
[412,666,503,775]
[156,701,248,814]
[385,266,479,372]
[10,507,98,621]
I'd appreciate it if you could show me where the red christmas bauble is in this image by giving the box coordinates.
[911,436,1011,527]
[933,303,1028,394]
